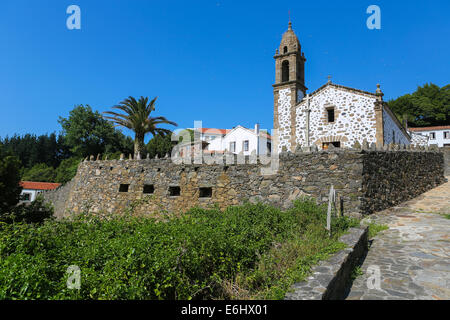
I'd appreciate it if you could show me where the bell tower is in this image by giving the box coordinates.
[273,21,307,153]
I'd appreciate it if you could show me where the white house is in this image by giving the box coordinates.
[193,124,271,155]
[19,181,61,203]
[408,126,450,147]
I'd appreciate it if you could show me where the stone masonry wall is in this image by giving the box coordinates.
[41,179,75,216]
[442,147,450,176]
[47,152,364,219]
[295,85,378,150]
[43,146,445,219]
[360,150,445,214]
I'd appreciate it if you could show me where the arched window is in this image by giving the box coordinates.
[282,60,289,82]
[283,46,288,54]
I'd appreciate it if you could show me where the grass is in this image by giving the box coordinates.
[367,223,389,239]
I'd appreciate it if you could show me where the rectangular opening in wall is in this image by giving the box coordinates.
[119,184,129,192]
[322,142,340,150]
[327,107,335,123]
[199,187,212,198]
[143,184,154,194]
[20,193,31,202]
[169,186,180,197]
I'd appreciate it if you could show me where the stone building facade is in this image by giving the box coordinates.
[273,23,411,153]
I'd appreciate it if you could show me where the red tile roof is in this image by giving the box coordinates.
[197,128,231,135]
[409,126,450,132]
[20,181,61,190]
[197,127,271,139]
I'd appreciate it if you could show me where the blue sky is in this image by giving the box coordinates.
[0,0,449,140]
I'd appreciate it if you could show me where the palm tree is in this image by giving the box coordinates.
[103,96,177,158]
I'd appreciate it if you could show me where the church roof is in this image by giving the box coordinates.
[308,82,378,99]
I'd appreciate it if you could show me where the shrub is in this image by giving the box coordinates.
[0,199,357,300]
[0,196,54,224]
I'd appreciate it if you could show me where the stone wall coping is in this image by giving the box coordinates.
[80,145,442,166]
[284,227,369,300]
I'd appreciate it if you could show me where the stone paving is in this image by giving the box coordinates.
[346,178,450,300]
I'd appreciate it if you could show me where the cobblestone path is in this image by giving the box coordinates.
[346,179,450,300]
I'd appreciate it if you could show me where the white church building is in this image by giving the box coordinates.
[273,22,412,152]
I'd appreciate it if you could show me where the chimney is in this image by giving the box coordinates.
[254,123,260,135]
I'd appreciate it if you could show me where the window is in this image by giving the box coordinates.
[230,142,236,152]
[243,140,249,152]
[327,108,335,123]
[21,193,32,202]
[119,184,129,192]
[444,131,449,139]
[322,142,341,150]
[392,130,396,144]
[199,187,212,198]
[143,184,154,194]
[430,132,436,140]
[169,186,180,197]
[281,60,289,82]
[283,46,288,54]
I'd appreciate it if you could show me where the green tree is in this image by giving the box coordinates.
[387,83,450,127]
[0,147,22,214]
[22,163,57,182]
[55,157,81,184]
[146,133,174,158]
[0,133,69,169]
[58,105,133,158]
[103,96,177,157]
[146,129,194,159]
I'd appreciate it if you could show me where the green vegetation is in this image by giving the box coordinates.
[444,214,450,220]
[0,146,22,213]
[387,83,449,127]
[0,147,54,224]
[0,197,53,224]
[0,199,358,300]
[103,96,177,157]
[367,223,389,239]
[350,266,363,281]
[59,105,134,159]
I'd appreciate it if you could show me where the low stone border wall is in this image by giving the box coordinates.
[284,227,368,300]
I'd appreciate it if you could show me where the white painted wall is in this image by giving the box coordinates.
[20,189,40,203]
[206,126,271,155]
[277,88,292,152]
[295,86,378,149]
[410,129,450,147]
[383,108,410,145]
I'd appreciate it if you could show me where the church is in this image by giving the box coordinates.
[273,22,411,153]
